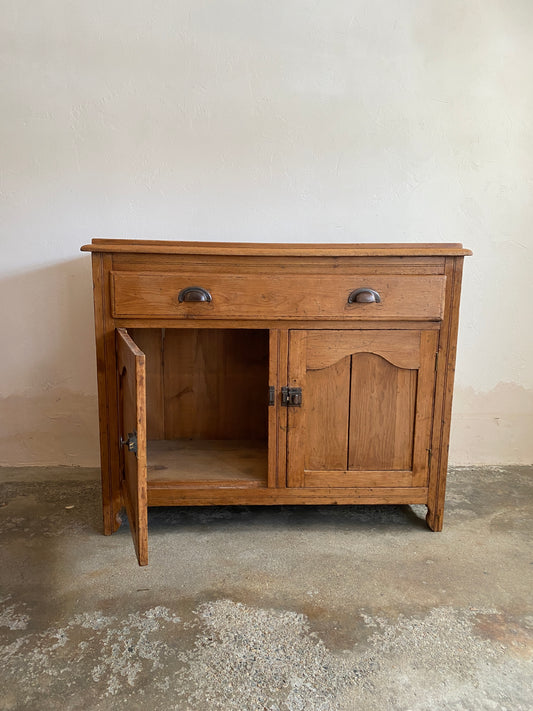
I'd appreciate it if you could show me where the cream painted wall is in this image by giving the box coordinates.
[1,0,532,465]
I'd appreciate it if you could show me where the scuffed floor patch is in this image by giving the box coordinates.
[1,597,531,711]
[175,600,359,710]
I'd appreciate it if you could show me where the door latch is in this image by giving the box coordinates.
[120,431,138,455]
[281,386,303,407]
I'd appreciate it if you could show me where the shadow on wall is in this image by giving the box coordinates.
[0,256,100,467]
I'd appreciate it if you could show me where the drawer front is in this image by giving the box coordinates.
[111,271,446,320]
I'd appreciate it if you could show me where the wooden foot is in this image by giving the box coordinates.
[426,507,443,532]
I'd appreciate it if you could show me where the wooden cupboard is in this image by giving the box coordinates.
[81,240,471,565]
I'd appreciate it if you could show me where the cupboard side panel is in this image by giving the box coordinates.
[93,253,123,534]
[427,257,465,530]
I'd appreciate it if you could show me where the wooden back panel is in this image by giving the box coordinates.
[129,328,269,441]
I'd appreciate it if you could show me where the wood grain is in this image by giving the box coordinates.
[98,253,123,534]
[286,331,307,487]
[268,330,289,488]
[147,439,267,486]
[305,329,422,371]
[114,318,442,331]
[162,329,269,441]
[411,330,439,487]
[116,328,148,566]
[426,257,465,530]
[305,356,351,471]
[128,329,165,439]
[303,470,413,488]
[348,352,416,471]
[111,252,446,274]
[111,272,446,321]
[147,486,429,506]
[287,329,438,491]
[82,238,472,257]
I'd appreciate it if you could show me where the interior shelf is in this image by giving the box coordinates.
[147,439,268,487]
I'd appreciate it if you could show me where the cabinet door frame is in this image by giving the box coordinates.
[286,329,438,489]
[116,328,148,566]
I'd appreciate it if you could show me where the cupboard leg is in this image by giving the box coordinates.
[426,505,443,531]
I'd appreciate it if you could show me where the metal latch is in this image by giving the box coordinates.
[281,386,303,407]
[120,431,138,455]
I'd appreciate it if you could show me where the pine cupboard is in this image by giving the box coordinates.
[81,240,471,565]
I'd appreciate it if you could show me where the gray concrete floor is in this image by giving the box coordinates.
[0,466,532,710]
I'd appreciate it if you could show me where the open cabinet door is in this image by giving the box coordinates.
[116,328,148,566]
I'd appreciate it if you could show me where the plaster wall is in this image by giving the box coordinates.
[1,0,532,465]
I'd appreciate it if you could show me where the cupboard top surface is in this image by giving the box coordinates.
[81,239,472,257]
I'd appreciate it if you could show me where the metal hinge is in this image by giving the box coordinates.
[120,431,138,455]
[435,350,440,372]
[427,448,432,467]
[268,386,276,406]
[281,386,303,407]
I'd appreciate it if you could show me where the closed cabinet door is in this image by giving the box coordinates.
[286,330,438,489]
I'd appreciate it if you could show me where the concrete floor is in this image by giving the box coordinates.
[0,466,531,711]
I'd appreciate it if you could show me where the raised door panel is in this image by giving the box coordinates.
[348,353,417,471]
[287,330,438,489]
[116,328,148,566]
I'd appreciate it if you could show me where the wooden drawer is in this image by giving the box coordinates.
[111,271,446,321]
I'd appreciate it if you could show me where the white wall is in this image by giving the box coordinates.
[1,0,532,466]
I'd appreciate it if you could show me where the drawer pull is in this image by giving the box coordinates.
[178,286,212,303]
[347,288,381,304]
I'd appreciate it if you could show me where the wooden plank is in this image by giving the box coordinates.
[268,330,279,489]
[411,330,439,487]
[111,272,446,321]
[306,330,422,371]
[427,257,465,530]
[305,356,351,471]
[116,329,148,566]
[304,470,413,488]
[277,330,289,488]
[147,439,267,486]
[90,253,115,535]
[111,252,446,274]
[268,330,289,489]
[162,329,269,441]
[100,254,123,533]
[113,318,442,331]
[147,486,429,506]
[128,329,165,439]
[348,351,417,471]
[82,239,472,257]
[286,331,307,487]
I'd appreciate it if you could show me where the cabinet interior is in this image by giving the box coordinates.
[129,328,269,487]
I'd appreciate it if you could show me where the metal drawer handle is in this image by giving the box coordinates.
[178,286,212,303]
[347,288,381,304]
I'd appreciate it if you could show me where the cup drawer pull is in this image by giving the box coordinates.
[347,288,381,304]
[178,286,212,303]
